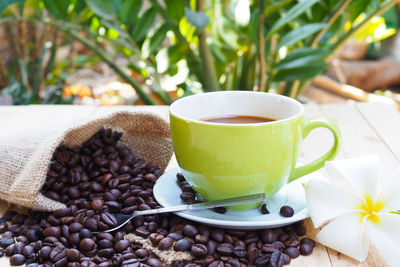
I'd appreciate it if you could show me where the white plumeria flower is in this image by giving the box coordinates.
[305,155,400,266]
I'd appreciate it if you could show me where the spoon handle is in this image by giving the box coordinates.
[135,193,265,217]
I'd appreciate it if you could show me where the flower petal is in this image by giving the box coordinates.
[378,167,400,212]
[325,155,380,200]
[306,178,362,227]
[317,212,369,262]
[367,213,400,267]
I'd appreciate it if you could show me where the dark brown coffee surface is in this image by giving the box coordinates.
[201,115,275,124]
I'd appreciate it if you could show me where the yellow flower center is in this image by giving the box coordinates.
[358,194,384,223]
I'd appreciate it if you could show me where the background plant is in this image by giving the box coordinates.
[0,0,399,105]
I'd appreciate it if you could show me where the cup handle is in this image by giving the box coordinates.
[288,116,341,182]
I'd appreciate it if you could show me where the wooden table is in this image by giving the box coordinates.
[0,102,398,266]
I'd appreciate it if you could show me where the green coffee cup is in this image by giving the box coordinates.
[170,91,341,210]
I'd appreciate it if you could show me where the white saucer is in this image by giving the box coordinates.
[153,167,321,230]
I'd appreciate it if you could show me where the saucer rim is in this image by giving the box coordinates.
[153,167,313,229]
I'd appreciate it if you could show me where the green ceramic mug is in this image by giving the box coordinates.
[170,91,341,210]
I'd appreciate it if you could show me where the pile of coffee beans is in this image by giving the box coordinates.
[0,128,315,266]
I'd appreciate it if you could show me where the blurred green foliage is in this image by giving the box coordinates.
[0,0,399,104]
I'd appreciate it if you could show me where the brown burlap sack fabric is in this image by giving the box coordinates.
[0,106,172,211]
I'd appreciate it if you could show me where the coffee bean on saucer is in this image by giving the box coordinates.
[261,203,270,214]
[176,173,186,182]
[280,206,294,217]
[213,207,227,214]
[180,192,195,203]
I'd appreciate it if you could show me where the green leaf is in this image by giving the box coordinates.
[142,23,169,58]
[272,62,329,81]
[119,0,142,25]
[184,7,210,29]
[264,0,291,17]
[131,7,157,41]
[348,0,371,22]
[165,0,184,23]
[278,23,327,48]
[274,50,329,70]
[85,0,116,20]
[43,0,70,19]
[250,9,259,43]
[267,0,320,38]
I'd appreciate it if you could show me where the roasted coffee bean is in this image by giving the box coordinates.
[0,237,15,248]
[285,247,300,258]
[268,251,283,267]
[38,246,52,260]
[11,214,26,225]
[247,243,259,264]
[98,248,115,258]
[135,248,148,258]
[69,222,83,233]
[50,246,67,262]
[135,227,150,238]
[183,224,198,238]
[233,245,246,258]
[10,254,25,265]
[284,238,300,247]
[100,213,117,227]
[13,242,25,254]
[5,244,14,256]
[209,260,224,267]
[194,234,209,244]
[43,226,61,237]
[158,237,174,250]
[167,232,183,241]
[300,237,316,247]
[260,229,277,243]
[149,233,164,245]
[255,255,269,265]
[213,207,227,214]
[295,223,306,236]
[211,229,224,243]
[114,240,130,252]
[69,233,81,245]
[174,238,192,251]
[147,258,162,267]
[90,199,104,211]
[85,218,98,231]
[216,243,234,256]
[66,248,80,262]
[80,238,96,251]
[191,243,208,258]
[0,223,8,234]
[280,206,294,217]
[261,203,270,214]
[180,192,195,202]
[299,243,313,256]
[281,253,291,264]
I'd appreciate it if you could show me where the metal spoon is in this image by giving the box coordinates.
[95,193,265,233]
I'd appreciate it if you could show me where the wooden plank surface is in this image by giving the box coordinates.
[0,103,398,267]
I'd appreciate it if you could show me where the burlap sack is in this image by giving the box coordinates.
[0,106,173,211]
